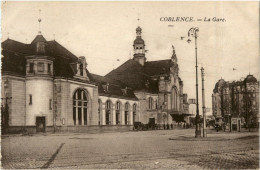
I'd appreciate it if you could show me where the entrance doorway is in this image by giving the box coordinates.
[149,118,155,125]
[36,117,46,132]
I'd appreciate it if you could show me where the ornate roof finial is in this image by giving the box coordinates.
[7,32,9,39]
[171,45,177,62]
[38,9,42,34]
[53,34,55,40]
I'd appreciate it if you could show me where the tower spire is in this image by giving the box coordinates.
[137,12,140,26]
[38,9,42,35]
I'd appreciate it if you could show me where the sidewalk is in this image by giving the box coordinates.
[169,128,259,141]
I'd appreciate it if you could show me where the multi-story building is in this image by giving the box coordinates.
[212,75,259,129]
[106,26,189,126]
[1,33,138,133]
[1,24,189,133]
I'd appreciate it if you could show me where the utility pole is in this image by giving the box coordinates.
[201,67,206,137]
[188,27,201,138]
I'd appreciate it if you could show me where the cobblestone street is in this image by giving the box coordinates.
[1,129,259,169]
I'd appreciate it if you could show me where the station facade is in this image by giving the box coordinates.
[1,26,189,133]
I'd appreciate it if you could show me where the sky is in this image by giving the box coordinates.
[1,1,259,116]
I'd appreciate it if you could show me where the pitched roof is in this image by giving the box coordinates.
[91,73,126,87]
[91,73,138,100]
[144,59,172,76]
[1,36,93,82]
[106,59,149,90]
[105,59,175,93]
[31,34,47,44]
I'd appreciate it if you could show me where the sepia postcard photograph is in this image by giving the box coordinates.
[1,1,259,169]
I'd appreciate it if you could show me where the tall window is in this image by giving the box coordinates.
[48,63,51,73]
[29,94,32,105]
[148,97,153,109]
[73,89,88,125]
[133,104,137,123]
[105,100,112,125]
[125,103,129,125]
[29,63,34,73]
[98,100,102,125]
[116,102,120,125]
[49,99,52,110]
[172,89,178,110]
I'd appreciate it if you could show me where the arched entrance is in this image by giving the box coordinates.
[133,103,137,123]
[73,89,88,125]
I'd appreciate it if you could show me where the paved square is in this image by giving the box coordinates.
[1,129,259,169]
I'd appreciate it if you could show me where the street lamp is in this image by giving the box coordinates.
[188,27,201,138]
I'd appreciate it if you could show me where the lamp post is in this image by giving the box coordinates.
[188,27,201,138]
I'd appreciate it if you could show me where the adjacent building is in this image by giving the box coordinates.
[212,75,259,129]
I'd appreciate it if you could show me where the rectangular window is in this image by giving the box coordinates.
[37,63,44,72]
[29,94,32,105]
[48,64,51,73]
[29,63,34,73]
[49,99,52,110]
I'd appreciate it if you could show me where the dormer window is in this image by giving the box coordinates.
[79,63,83,76]
[102,83,109,93]
[36,42,46,54]
[145,80,150,88]
[74,56,90,81]
[122,87,128,96]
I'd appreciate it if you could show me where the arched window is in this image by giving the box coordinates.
[105,100,112,125]
[171,88,178,110]
[73,89,88,125]
[116,101,121,125]
[148,97,153,109]
[125,103,129,125]
[133,103,137,123]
